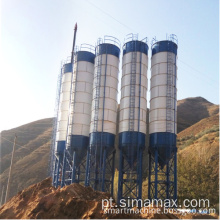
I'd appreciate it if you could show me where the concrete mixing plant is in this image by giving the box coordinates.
[117,34,148,203]
[148,34,178,200]
[51,24,179,204]
[61,44,95,186]
[85,36,120,195]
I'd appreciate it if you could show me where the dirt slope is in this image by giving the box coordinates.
[177,97,218,132]
[177,113,219,207]
[1,118,53,172]
[178,113,219,139]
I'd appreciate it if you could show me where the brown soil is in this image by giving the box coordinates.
[0,178,218,219]
[178,113,219,139]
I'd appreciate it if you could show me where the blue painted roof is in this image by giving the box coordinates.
[152,40,177,55]
[96,43,120,58]
[63,63,72,73]
[76,51,95,64]
[123,40,148,55]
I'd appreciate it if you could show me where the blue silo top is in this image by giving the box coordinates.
[152,40,177,56]
[76,51,95,64]
[96,43,120,58]
[123,40,148,56]
[63,63,72,73]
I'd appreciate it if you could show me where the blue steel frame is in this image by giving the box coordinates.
[61,149,87,187]
[117,141,144,205]
[148,147,177,201]
[52,153,63,187]
[85,146,116,194]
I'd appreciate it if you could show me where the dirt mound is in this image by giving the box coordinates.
[0,178,218,219]
[0,177,110,219]
[0,177,139,219]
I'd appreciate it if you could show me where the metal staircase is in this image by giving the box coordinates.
[166,44,173,133]
[129,47,137,132]
[93,52,102,132]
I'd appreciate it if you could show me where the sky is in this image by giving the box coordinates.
[0,0,219,132]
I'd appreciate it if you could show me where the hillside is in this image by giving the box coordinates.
[0,118,53,201]
[1,118,53,160]
[177,113,219,208]
[177,96,218,132]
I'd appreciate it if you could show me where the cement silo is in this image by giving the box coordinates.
[117,34,148,203]
[52,24,77,188]
[85,36,120,194]
[53,59,72,187]
[61,44,95,186]
[148,34,178,201]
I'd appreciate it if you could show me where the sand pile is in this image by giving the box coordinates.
[0,178,218,219]
[0,177,109,219]
[0,178,139,219]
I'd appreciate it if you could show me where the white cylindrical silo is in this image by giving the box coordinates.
[118,35,148,166]
[149,36,178,167]
[89,37,120,149]
[85,36,120,192]
[68,45,95,165]
[56,60,72,156]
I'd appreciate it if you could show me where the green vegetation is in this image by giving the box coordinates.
[196,125,219,139]
[178,153,219,208]
[177,125,219,150]
[177,124,219,209]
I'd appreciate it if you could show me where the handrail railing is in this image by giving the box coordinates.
[96,35,121,49]
[79,43,95,53]
[151,34,178,48]
[123,33,148,46]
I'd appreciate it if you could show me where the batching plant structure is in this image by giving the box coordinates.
[148,34,178,201]
[61,44,95,186]
[52,59,72,187]
[85,36,120,195]
[117,34,148,203]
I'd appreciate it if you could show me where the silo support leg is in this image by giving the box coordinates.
[111,151,115,197]
[61,150,66,187]
[55,156,61,188]
[174,151,177,201]
[53,158,58,186]
[101,149,107,192]
[117,149,123,204]
[137,147,143,202]
[71,151,76,183]
[148,152,152,200]
[85,148,90,187]
[154,150,158,200]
